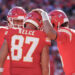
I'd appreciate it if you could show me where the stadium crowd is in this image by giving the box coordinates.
[0,0,75,75]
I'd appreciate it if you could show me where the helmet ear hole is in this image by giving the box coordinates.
[53,23,55,28]
[24,24,26,28]
[7,20,9,24]
[60,22,68,27]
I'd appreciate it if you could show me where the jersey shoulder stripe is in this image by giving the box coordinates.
[58,28,72,41]
[0,26,8,29]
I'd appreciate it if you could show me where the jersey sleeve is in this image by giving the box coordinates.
[57,28,72,43]
[0,26,8,33]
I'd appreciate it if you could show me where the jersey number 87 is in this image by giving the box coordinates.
[11,35,39,62]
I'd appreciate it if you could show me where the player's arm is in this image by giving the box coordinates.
[32,9,57,40]
[41,45,50,75]
[41,12,57,40]
[0,40,8,75]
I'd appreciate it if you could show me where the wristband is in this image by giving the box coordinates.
[41,11,50,21]
[41,11,53,27]
[0,68,4,72]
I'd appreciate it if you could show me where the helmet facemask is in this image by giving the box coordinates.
[8,16,25,28]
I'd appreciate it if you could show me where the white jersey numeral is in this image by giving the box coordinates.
[11,35,24,61]
[23,37,39,62]
[11,35,39,62]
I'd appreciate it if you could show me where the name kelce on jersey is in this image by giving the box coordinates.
[19,28,35,35]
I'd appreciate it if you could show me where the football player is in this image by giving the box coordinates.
[34,9,75,75]
[0,6,27,75]
[0,10,50,75]
[0,21,9,75]
[48,10,75,75]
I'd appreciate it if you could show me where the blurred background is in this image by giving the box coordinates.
[0,0,75,75]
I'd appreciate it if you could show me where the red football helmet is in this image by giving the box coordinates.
[48,10,69,30]
[7,6,27,28]
[25,11,43,29]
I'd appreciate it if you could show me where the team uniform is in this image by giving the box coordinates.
[5,28,50,75]
[3,56,10,75]
[0,27,8,47]
[56,27,75,75]
[0,26,10,75]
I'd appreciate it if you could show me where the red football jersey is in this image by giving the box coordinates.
[3,56,10,75]
[57,27,75,75]
[5,28,50,75]
[0,26,8,48]
[0,26,10,75]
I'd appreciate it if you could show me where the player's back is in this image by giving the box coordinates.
[57,27,75,75]
[5,28,49,75]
